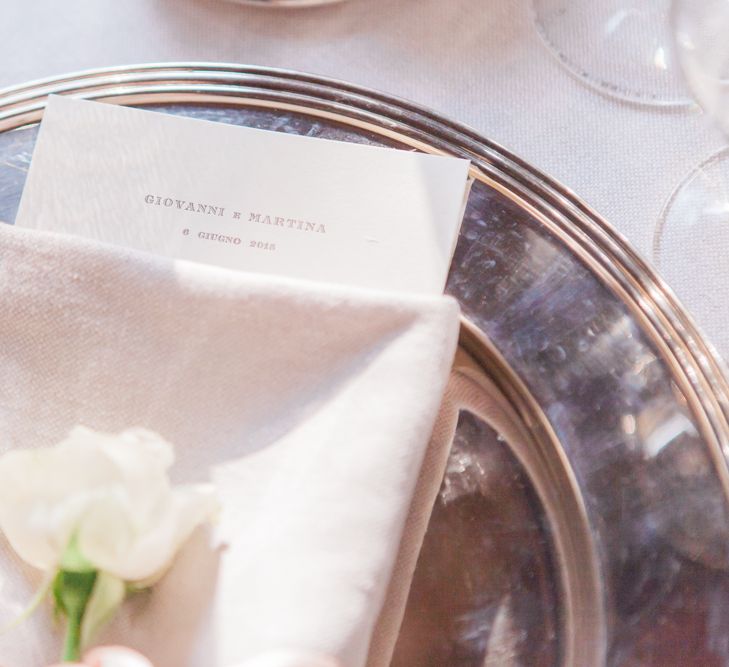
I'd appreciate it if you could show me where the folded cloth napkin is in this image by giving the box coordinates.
[0,224,460,667]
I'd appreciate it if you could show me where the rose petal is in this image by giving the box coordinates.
[0,428,217,582]
[78,483,217,581]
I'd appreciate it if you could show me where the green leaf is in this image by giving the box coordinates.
[80,571,125,648]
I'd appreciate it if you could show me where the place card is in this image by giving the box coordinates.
[15,96,471,294]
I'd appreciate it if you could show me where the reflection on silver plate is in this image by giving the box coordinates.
[1,64,729,666]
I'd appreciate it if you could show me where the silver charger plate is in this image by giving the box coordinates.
[1,64,729,667]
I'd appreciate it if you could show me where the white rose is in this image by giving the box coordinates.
[0,426,217,582]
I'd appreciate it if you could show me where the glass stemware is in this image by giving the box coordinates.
[653,0,729,355]
[531,0,691,106]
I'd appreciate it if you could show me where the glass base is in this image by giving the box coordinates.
[531,0,691,106]
[654,148,729,355]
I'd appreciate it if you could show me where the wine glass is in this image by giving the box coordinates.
[531,0,691,106]
[653,0,729,355]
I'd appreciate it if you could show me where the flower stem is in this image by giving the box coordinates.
[53,569,97,663]
[62,610,83,662]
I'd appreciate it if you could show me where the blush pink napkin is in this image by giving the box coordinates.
[0,224,460,667]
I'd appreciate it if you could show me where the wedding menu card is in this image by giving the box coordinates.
[15,96,471,294]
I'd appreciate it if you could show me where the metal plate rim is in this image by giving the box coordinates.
[1,62,727,666]
[1,62,725,489]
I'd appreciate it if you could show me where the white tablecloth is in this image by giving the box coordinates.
[3,0,727,355]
